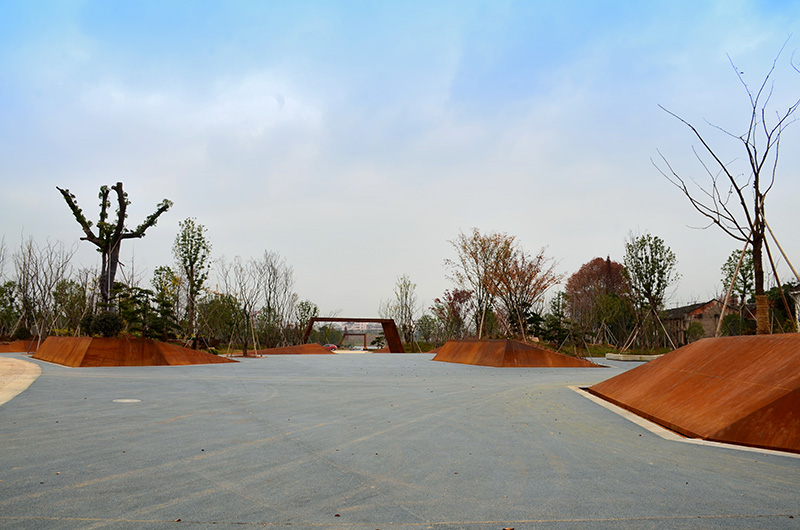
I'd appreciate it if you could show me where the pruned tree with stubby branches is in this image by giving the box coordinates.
[57,182,172,307]
[654,43,799,334]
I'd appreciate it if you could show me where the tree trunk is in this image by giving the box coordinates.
[753,230,770,335]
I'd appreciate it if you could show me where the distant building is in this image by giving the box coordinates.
[336,322,383,333]
[662,300,733,346]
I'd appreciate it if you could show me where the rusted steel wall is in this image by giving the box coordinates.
[33,337,92,366]
[302,317,405,353]
[0,340,40,353]
[432,339,602,368]
[33,337,236,367]
[253,344,334,355]
[588,334,800,454]
[381,321,404,353]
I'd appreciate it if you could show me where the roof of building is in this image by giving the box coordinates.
[662,300,719,321]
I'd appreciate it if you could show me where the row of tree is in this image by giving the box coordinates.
[383,228,796,353]
[0,184,327,354]
[1,220,794,354]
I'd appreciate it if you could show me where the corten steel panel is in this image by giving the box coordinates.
[0,340,39,353]
[432,339,602,368]
[252,344,335,355]
[32,337,236,367]
[302,317,405,353]
[33,337,92,366]
[588,335,800,453]
[380,321,404,353]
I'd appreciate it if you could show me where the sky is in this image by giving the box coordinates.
[1,0,799,318]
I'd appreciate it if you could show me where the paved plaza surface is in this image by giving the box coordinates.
[0,352,798,529]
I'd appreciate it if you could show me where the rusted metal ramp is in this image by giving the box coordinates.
[33,336,237,367]
[588,334,800,454]
[432,339,603,368]
[253,343,334,355]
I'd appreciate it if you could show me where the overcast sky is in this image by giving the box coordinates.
[1,0,799,317]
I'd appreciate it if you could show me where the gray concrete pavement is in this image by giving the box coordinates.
[0,352,798,529]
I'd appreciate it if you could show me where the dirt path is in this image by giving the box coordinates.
[0,357,41,406]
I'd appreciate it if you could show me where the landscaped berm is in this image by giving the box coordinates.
[588,334,800,454]
[252,343,334,355]
[32,336,237,367]
[432,339,602,368]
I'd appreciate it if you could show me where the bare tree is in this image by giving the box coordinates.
[379,274,419,344]
[0,236,7,280]
[494,246,562,341]
[655,45,799,334]
[57,182,172,306]
[431,289,474,340]
[446,228,515,338]
[13,236,76,342]
[253,250,297,348]
[217,256,261,356]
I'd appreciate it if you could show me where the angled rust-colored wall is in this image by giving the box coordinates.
[0,340,40,353]
[33,337,236,367]
[588,335,800,454]
[432,339,602,368]
[253,344,334,355]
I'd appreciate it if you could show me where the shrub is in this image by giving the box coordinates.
[12,326,31,340]
[720,313,752,336]
[80,314,94,336]
[686,321,705,343]
[91,312,124,337]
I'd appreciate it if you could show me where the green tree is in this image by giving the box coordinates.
[0,281,19,338]
[720,313,751,336]
[52,279,88,333]
[151,266,180,341]
[541,291,570,345]
[294,300,319,344]
[173,218,211,346]
[766,282,797,333]
[57,182,172,306]
[623,233,680,349]
[415,313,441,346]
[624,233,679,312]
[197,293,241,347]
[721,249,754,307]
[686,321,706,343]
[114,282,155,337]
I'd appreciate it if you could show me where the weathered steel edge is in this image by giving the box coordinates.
[569,385,800,460]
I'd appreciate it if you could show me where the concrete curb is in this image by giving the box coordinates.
[570,385,800,459]
[605,353,663,361]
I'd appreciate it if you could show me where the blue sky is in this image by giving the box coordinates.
[1,0,799,317]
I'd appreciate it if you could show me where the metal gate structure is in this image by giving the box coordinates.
[302,317,404,353]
